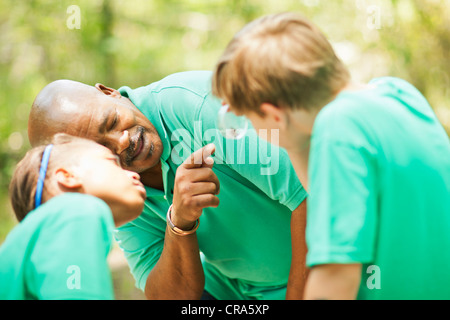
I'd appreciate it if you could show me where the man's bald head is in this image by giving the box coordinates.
[28,80,104,147]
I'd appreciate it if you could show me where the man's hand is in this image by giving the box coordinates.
[171,144,220,230]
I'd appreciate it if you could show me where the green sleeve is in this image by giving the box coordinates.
[306,137,378,267]
[27,196,115,300]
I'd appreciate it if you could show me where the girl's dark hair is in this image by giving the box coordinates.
[9,133,95,222]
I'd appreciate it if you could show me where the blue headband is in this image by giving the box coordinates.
[34,144,54,209]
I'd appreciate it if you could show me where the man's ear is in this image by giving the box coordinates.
[55,168,82,190]
[95,83,122,99]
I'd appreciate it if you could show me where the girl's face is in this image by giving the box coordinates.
[75,143,146,227]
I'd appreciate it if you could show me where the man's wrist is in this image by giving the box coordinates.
[167,205,200,236]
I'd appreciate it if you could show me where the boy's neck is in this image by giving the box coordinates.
[296,81,372,134]
[340,82,374,93]
[281,82,368,151]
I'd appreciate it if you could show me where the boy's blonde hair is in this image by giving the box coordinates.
[212,12,350,113]
[9,134,97,222]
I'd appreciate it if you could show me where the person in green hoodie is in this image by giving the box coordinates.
[212,12,450,300]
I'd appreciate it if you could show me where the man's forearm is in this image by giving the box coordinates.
[144,145,219,299]
[304,264,362,300]
[144,227,205,300]
[286,200,309,299]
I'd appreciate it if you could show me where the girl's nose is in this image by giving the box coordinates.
[126,169,140,181]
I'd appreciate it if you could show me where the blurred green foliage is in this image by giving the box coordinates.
[0,0,449,296]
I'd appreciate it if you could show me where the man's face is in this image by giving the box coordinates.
[56,92,163,173]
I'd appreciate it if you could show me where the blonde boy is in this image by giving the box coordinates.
[213,12,450,299]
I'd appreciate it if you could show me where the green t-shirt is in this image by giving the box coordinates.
[306,77,450,299]
[0,193,115,300]
[116,71,307,300]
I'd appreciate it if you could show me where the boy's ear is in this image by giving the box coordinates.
[95,83,122,99]
[55,168,82,190]
[260,103,287,128]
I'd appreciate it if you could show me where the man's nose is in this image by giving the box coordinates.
[104,130,130,155]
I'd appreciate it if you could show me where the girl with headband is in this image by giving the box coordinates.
[0,133,146,299]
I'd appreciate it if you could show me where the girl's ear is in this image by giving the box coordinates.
[55,168,82,190]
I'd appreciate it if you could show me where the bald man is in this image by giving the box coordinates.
[28,71,308,300]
